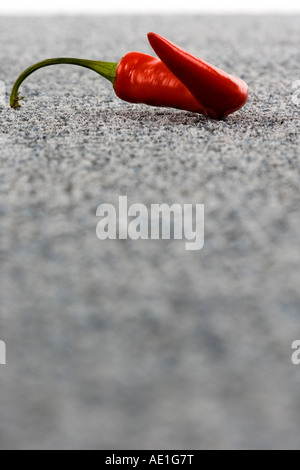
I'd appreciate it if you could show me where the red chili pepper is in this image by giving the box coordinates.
[10,33,248,120]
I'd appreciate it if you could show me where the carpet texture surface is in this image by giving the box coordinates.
[0,16,300,449]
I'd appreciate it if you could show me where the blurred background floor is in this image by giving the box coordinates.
[0,15,300,449]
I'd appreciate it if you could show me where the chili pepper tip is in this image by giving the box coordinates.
[147,32,249,119]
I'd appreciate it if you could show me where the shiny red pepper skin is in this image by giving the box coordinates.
[148,32,249,119]
[114,52,205,114]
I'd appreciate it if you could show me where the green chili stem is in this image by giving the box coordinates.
[10,58,118,108]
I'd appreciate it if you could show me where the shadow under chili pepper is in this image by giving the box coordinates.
[110,109,260,131]
[105,108,209,127]
[227,111,288,128]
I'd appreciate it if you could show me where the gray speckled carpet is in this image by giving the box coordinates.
[0,15,300,450]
